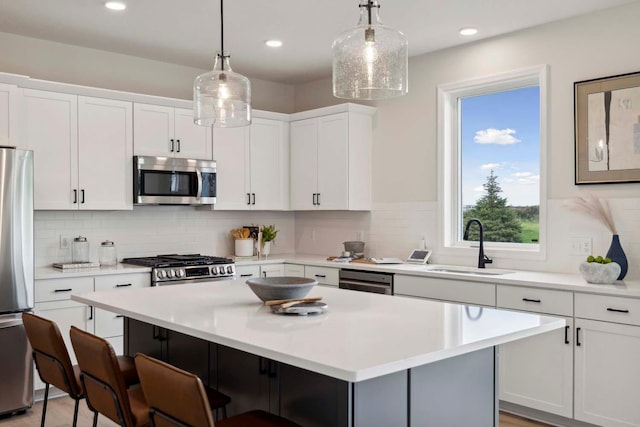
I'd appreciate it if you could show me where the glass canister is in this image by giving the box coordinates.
[72,236,90,263]
[99,240,118,266]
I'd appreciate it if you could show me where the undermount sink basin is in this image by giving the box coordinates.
[424,265,515,276]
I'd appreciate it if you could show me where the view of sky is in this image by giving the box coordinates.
[460,86,540,207]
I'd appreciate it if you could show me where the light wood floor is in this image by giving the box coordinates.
[0,395,551,426]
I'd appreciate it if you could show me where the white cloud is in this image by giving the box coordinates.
[503,178,515,183]
[480,162,500,170]
[517,175,540,185]
[512,172,533,178]
[473,186,485,192]
[474,128,521,145]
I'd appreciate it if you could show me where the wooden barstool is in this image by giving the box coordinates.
[134,353,301,427]
[70,326,149,427]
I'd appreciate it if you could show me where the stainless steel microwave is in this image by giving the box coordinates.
[133,156,216,205]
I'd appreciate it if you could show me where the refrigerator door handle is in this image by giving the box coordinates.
[0,314,24,329]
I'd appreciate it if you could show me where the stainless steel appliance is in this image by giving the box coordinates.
[339,269,393,295]
[0,147,34,415]
[133,156,216,205]
[121,254,235,285]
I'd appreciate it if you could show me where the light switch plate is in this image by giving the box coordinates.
[570,237,592,255]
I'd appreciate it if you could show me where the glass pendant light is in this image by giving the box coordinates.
[194,0,251,127]
[332,0,408,100]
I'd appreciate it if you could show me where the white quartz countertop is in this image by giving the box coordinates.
[237,254,640,298]
[72,279,564,382]
[36,264,151,280]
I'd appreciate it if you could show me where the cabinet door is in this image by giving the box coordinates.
[305,266,339,287]
[166,331,210,386]
[217,346,270,417]
[236,265,261,280]
[260,264,285,278]
[499,317,573,418]
[78,96,133,210]
[250,118,288,210]
[173,107,212,160]
[133,103,174,157]
[0,83,18,148]
[125,318,165,361]
[317,113,349,210]
[284,264,305,277]
[290,119,318,210]
[574,319,640,426]
[212,127,251,210]
[22,89,78,210]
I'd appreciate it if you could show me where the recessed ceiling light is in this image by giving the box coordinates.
[459,27,478,36]
[105,1,126,11]
[265,40,283,48]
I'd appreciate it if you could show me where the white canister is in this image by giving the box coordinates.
[235,239,254,257]
[72,236,90,263]
[99,241,118,266]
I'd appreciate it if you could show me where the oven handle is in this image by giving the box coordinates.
[195,169,203,199]
[339,279,391,293]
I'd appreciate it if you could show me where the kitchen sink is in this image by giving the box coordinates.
[424,265,515,276]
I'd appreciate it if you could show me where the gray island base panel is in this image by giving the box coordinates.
[72,279,564,426]
[125,318,496,427]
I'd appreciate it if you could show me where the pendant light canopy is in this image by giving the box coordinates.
[194,0,251,127]
[332,0,408,100]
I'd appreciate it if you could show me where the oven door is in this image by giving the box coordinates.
[134,156,216,205]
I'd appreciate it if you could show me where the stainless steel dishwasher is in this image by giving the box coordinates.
[339,269,394,295]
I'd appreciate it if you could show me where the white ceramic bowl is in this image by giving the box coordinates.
[579,261,621,284]
[246,276,317,302]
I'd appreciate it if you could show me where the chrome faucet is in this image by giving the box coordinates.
[463,218,493,269]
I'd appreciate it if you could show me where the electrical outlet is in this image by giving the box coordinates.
[60,235,71,249]
[570,237,592,255]
[357,231,364,241]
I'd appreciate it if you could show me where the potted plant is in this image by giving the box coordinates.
[260,225,278,257]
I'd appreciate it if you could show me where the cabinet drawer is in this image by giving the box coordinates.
[575,294,640,326]
[497,286,573,316]
[94,273,149,291]
[260,264,285,278]
[395,275,496,306]
[305,266,339,287]
[95,308,125,338]
[236,265,260,279]
[284,264,305,277]
[35,277,94,303]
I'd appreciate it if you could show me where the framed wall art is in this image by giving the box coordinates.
[575,71,640,184]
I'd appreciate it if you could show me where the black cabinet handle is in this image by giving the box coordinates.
[115,315,124,318]
[170,139,175,152]
[73,189,77,204]
[522,298,541,303]
[54,288,73,293]
[81,189,85,204]
[240,274,253,278]
[258,357,268,375]
[153,325,160,340]
[564,325,570,344]
[312,193,317,205]
[247,193,251,205]
[315,274,326,278]
[268,360,278,378]
[607,308,630,313]
[263,271,267,278]
[176,139,181,153]
[116,283,132,288]
[317,193,321,205]
[251,193,256,205]
[576,327,582,347]
[88,306,93,320]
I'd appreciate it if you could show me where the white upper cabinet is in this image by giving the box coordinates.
[0,83,19,148]
[22,89,133,210]
[78,96,133,210]
[213,117,289,210]
[22,89,78,210]
[290,104,374,211]
[133,103,212,160]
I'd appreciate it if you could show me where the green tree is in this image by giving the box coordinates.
[463,171,522,243]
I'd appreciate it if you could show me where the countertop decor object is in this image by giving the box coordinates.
[260,224,278,258]
[245,276,316,302]
[332,0,408,100]
[193,0,251,127]
[606,234,628,280]
[579,261,621,284]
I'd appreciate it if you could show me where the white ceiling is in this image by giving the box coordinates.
[0,0,634,84]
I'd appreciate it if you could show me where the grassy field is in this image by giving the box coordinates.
[520,221,539,243]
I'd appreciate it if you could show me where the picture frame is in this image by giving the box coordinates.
[574,71,640,184]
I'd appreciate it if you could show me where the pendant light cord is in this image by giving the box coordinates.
[220,0,225,70]
[359,0,379,25]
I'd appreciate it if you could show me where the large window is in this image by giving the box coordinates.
[438,66,547,257]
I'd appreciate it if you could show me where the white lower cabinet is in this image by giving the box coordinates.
[305,266,339,287]
[572,293,640,426]
[260,264,285,278]
[394,274,496,306]
[235,265,260,280]
[284,264,305,277]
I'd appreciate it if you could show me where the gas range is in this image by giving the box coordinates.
[121,254,235,285]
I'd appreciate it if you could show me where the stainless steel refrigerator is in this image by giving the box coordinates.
[0,147,34,415]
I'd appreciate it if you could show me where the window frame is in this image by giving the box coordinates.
[437,65,548,261]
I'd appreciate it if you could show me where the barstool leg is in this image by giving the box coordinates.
[92,411,98,427]
[222,405,227,420]
[72,399,80,427]
[40,383,49,427]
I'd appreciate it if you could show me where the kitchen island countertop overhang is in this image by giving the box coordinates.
[71,278,565,383]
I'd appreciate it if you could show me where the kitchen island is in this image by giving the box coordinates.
[73,279,565,427]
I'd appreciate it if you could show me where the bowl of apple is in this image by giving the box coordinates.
[579,255,621,284]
